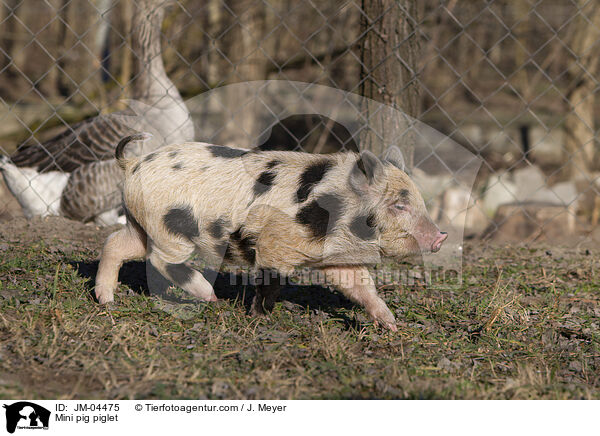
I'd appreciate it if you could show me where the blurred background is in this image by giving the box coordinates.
[0,0,599,245]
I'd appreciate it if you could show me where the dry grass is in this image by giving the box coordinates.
[0,217,598,399]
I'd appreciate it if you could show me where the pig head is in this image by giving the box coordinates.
[347,150,448,259]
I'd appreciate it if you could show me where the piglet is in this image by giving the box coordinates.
[95,133,447,331]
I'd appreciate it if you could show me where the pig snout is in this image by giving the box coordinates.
[431,231,448,253]
[412,216,448,254]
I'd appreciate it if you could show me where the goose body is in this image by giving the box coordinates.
[0,0,193,225]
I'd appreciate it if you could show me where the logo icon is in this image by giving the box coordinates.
[2,402,50,433]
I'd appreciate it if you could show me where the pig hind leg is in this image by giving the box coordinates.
[323,266,397,331]
[147,246,217,302]
[95,222,147,304]
[250,270,282,316]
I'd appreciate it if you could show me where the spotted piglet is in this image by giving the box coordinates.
[94,133,448,331]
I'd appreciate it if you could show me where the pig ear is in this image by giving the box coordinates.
[384,146,406,172]
[349,150,384,192]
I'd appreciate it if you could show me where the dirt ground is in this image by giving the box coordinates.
[0,215,598,399]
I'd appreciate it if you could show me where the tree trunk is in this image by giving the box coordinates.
[2,0,31,100]
[564,0,600,178]
[118,0,133,106]
[221,0,267,147]
[56,0,72,97]
[359,0,420,166]
[207,0,223,86]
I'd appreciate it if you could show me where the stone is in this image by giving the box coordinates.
[513,165,546,201]
[482,166,579,221]
[574,172,600,218]
[528,127,565,168]
[482,172,518,217]
[543,181,578,207]
[439,187,488,234]
[483,202,578,243]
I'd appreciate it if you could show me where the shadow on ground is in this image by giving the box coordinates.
[73,260,360,327]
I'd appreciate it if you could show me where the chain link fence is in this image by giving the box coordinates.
[0,0,599,246]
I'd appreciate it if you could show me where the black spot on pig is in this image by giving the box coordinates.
[352,152,382,183]
[144,153,157,162]
[166,263,194,286]
[296,193,343,239]
[208,145,247,158]
[230,228,257,264]
[132,163,141,174]
[349,152,385,194]
[172,162,184,170]
[349,212,377,240]
[399,189,410,203]
[254,170,277,197]
[168,151,179,159]
[208,218,228,239]
[215,241,234,261]
[163,206,199,240]
[296,160,334,203]
[266,160,280,169]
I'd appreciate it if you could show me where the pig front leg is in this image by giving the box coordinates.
[322,266,397,332]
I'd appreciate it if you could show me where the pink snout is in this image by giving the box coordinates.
[431,231,448,253]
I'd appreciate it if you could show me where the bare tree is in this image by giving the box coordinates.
[207,0,223,86]
[563,0,600,178]
[359,0,420,165]
[119,0,134,100]
[220,0,268,147]
[0,0,32,100]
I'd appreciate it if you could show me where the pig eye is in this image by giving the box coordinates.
[394,204,407,211]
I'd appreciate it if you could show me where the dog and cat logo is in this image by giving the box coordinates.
[2,402,50,433]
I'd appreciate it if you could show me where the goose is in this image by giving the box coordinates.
[0,0,194,225]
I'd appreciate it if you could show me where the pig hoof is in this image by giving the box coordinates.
[250,304,267,317]
[373,320,397,332]
[207,293,218,302]
[250,308,271,319]
[95,286,115,304]
[250,309,270,319]
[369,305,397,331]
[250,297,274,317]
